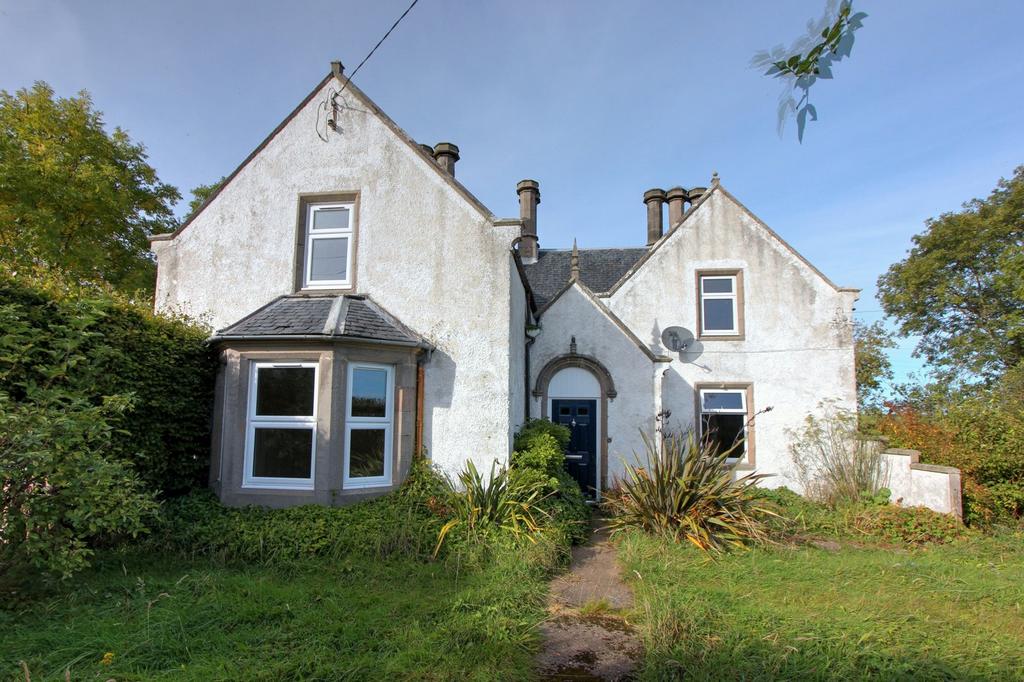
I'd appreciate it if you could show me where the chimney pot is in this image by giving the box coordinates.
[643,188,666,246]
[686,186,707,208]
[517,179,541,263]
[665,186,688,229]
[432,142,460,177]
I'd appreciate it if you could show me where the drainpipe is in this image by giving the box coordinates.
[525,333,535,424]
[415,356,426,457]
[510,235,538,426]
[653,365,670,453]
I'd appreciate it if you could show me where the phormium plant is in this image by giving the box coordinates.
[605,431,775,553]
[434,459,547,557]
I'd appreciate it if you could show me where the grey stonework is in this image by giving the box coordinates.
[212,342,420,508]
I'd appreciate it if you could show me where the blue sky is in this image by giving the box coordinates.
[2,0,1022,389]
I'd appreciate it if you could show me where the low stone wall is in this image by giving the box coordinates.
[881,448,962,520]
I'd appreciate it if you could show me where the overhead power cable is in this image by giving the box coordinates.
[335,0,421,97]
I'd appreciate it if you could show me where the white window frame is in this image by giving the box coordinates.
[699,388,748,463]
[303,202,354,290]
[243,361,319,490]
[343,362,395,489]
[699,274,739,336]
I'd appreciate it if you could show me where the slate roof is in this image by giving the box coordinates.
[215,295,426,346]
[522,248,649,309]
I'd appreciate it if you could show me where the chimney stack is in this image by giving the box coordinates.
[686,186,707,208]
[432,142,459,176]
[517,179,541,263]
[665,186,688,229]
[643,188,666,246]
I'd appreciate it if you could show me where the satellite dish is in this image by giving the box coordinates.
[661,326,695,353]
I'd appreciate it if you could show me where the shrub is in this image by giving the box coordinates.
[879,390,1024,525]
[0,297,157,592]
[0,270,216,496]
[509,419,589,544]
[513,418,571,454]
[605,432,775,553]
[435,460,546,557]
[788,401,886,506]
[155,456,449,564]
[852,505,966,545]
[510,432,565,479]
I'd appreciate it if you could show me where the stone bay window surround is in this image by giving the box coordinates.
[209,295,430,508]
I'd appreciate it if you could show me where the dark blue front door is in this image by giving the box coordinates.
[552,399,598,499]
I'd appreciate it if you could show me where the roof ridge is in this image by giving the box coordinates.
[350,295,428,345]
[324,296,347,335]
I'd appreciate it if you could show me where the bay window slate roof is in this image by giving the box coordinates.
[215,294,426,346]
[522,248,649,308]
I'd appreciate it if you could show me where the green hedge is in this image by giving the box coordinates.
[0,271,217,495]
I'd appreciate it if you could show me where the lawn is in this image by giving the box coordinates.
[617,529,1024,680]
[2,548,550,681]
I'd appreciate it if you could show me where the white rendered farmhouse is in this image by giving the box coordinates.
[151,65,859,506]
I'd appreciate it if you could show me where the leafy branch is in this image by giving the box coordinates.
[755,1,867,142]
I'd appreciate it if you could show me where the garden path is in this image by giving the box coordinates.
[534,517,643,680]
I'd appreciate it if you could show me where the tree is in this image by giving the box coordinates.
[0,83,180,294]
[187,176,227,217]
[877,166,1024,384]
[854,320,895,409]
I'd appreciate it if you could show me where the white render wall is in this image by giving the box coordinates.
[529,284,656,484]
[881,449,963,518]
[151,77,522,477]
[603,188,858,490]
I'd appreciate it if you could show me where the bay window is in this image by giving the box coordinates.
[243,362,318,489]
[344,363,394,488]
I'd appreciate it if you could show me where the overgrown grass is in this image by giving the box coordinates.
[2,545,558,681]
[2,459,571,681]
[618,493,1024,680]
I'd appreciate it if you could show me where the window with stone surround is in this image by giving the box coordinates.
[243,362,318,490]
[303,202,354,289]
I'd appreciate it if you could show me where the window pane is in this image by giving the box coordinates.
[702,391,744,411]
[309,237,349,282]
[702,414,745,459]
[702,277,733,294]
[703,299,735,331]
[256,367,315,416]
[351,368,388,417]
[252,427,313,478]
[349,428,386,478]
[312,206,350,231]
